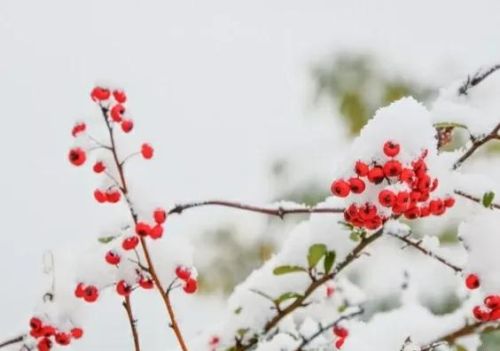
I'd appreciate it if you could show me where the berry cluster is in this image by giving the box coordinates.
[333,325,349,349]
[175,265,198,294]
[74,283,99,303]
[466,274,500,321]
[29,317,83,351]
[331,141,455,230]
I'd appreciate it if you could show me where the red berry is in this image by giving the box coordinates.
[209,336,220,346]
[378,190,396,207]
[490,308,500,321]
[71,122,86,137]
[358,203,377,221]
[94,189,107,203]
[365,216,383,230]
[354,161,369,177]
[91,87,110,102]
[383,141,400,157]
[417,175,431,192]
[473,306,489,321]
[106,189,121,203]
[41,326,55,337]
[83,285,99,303]
[122,236,139,250]
[175,265,192,281]
[419,206,431,217]
[331,179,351,197]
[429,199,445,215]
[71,327,84,339]
[68,148,86,166]
[399,168,414,183]
[326,285,335,298]
[141,143,154,159]
[135,222,152,236]
[396,191,410,207]
[154,208,167,224]
[55,332,71,346]
[367,166,385,184]
[30,317,43,330]
[113,90,127,103]
[465,274,480,290]
[105,250,121,265]
[150,224,164,239]
[383,160,402,177]
[139,277,154,289]
[444,197,455,208]
[348,178,366,194]
[110,104,125,122]
[431,178,439,191]
[75,283,85,298]
[404,207,420,220]
[333,326,348,338]
[93,161,106,173]
[485,295,500,309]
[335,337,345,349]
[116,280,132,296]
[121,119,134,133]
[37,338,52,351]
[183,278,198,294]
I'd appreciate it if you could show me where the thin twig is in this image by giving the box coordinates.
[0,335,24,349]
[453,122,500,169]
[454,190,500,210]
[123,295,141,351]
[294,309,363,351]
[168,201,344,219]
[458,64,500,95]
[386,232,462,273]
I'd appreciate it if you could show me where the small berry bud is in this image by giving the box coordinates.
[93,161,106,173]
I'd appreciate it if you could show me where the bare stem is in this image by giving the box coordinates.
[123,295,141,351]
[453,122,500,169]
[458,64,500,95]
[454,190,500,210]
[0,335,24,349]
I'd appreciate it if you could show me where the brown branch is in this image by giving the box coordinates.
[458,64,500,95]
[386,232,462,273]
[168,201,344,218]
[235,229,384,351]
[99,105,189,351]
[0,335,24,349]
[123,296,141,351]
[454,190,500,210]
[453,122,500,169]
[431,320,500,347]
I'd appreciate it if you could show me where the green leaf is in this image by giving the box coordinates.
[307,244,327,268]
[349,231,361,242]
[98,235,118,244]
[273,265,306,275]
[275,292,302,305]
[234,307,242,315]
[236,328,249,338]
[482,191,495,208]
[323,251,336,274]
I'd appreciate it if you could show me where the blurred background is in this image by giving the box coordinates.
[1,0,500,349]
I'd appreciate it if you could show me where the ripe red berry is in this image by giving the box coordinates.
[106,189,121,203]
[367,166,385,184]
[404,206,420,220]
[365,216,383,230]
[37,338,52,351]
[383,141,400,157]
[55,332,71,346]
[122,236,139,250]
[396,191,410,207]
[135,222,152,236]
[110,104,125,122]
[348,178,366,194]
[68,148,86,166]
[419,206,431,217]
[83,285,99,303]
[175,265,192,281]
[113,89,127,103]
[141,143,154,159]
[431,178,439,191]
[94,189,107,203]
[490,308,500,321]
[154,208,167,224]
[335,337,345,349]
[429,199,445,216]
[358,203,377,221]
[71,327,84,339]
[331,179,351,197]
[30,317,43,331]
[105,250,121,265]
[183,278,198,294]
[444,197,455,208]
[93,161,106,173]
[139,277,154,289]
[326,285,335,298]
[383,160,402,177]
[41,326,55,337]
[485,295,500,309]
[209,336,220,346]
[333,326,348,338]
[465,274,480,290]
[121,119,134,133]
[354,161,369,177]
[378,190,396,207]
[116,280,132,296]
[399,168,414,183]
[91,87,110,102]
[71,122,86,137]
[75,283,85,298]
[473,306,488,321]
[150,224,164,239]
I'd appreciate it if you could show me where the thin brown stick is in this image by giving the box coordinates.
[386,232,462,273]
[458,64,500,95]
[235,229,384,351]
[0,335,24,349]
[453,122,500,169]
[99,105,189,351]
[168,201,344,218]
[123,295,141,351]
[454,190,500,210]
